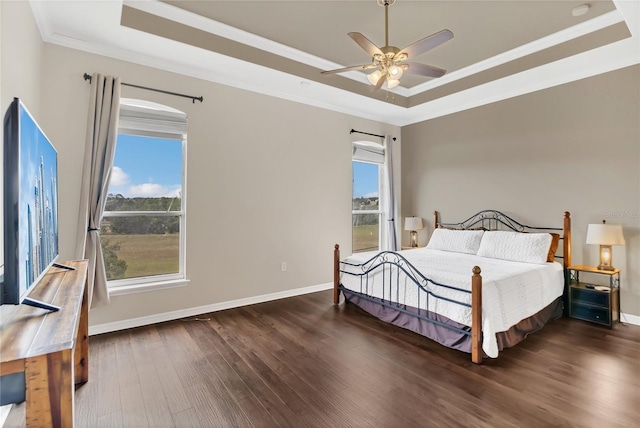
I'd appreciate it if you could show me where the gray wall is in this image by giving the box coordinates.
[0,0,45,277]
[3,1,638,326]
[0,1,401,328]
[402,65,640,318]
[34,45,400,326]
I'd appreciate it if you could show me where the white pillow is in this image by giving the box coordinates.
[476,231,552,264]
[426,228,485,254]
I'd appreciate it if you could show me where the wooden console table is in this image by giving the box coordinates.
[0,260,89,427]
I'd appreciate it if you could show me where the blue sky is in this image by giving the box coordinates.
[353,162,379,198]
[108,134,182,198]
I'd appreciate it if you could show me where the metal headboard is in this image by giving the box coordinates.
[435,209,561,233]
[433,209,571,266]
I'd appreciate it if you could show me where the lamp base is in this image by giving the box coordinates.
[410,230,418,247]
[598,245,614,271]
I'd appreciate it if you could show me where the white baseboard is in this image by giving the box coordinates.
[621,312,640,326]
[89,282,333,336]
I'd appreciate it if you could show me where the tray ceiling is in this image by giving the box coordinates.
[30,0,640,126]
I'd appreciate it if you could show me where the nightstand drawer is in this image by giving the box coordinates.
[570,303,610,325]
[571,287,609,307]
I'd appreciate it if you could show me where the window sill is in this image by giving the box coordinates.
[108,278,190,297]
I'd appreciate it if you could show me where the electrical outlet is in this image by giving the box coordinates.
[281,262,287,272]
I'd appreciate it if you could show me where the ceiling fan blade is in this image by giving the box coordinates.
[375,72,388,90]
[396,29,454,59]
[321,64,378,75]
[403,62,447,78]
[348,32,384,57]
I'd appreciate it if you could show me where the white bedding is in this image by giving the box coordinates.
[340,248,564,358]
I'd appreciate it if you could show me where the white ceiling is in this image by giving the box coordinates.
[30,0,640,126]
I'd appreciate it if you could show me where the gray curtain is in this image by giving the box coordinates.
[383,135,399,251]
[75,73,121,308]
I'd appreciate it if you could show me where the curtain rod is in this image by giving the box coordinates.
[83,73,203,104]
[350,129,396,141]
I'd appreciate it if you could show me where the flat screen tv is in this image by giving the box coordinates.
[2,98,65,311]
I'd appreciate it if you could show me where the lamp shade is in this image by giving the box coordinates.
[386,78,400,89]
[586,223,625,246]
[367,70,382,85]
[404,217,423,231]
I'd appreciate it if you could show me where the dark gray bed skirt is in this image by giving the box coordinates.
[342,288,563,356]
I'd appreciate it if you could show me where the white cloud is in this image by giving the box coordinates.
[362,192,379,198]
[126,183,181,198]
[109,166,130,187]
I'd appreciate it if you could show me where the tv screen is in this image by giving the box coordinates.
[2,98,60,309]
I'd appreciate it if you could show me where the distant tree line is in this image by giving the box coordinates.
[352,196,379,211]
[103,194,180,235]
[353,197,380,226]
[101,239,127,280]
[105,193,180,211]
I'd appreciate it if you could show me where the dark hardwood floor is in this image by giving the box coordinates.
[6,289,640,427]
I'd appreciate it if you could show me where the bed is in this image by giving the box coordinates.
[333,210,572,364]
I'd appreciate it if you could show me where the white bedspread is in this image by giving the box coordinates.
[340,248,564,358]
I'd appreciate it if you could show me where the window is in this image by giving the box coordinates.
[101,99,187,292]
[352,141,385,253]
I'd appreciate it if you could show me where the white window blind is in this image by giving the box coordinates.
[352,140,385,164]
[118,98,187,139]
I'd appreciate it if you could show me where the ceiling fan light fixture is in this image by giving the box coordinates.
[322,0,453,90]
[386,79,400,89]
[367,70,383,85]
[388,65,404,79]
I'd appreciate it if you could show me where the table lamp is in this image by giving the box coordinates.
[404,216,424,247]
[586,220,625,271]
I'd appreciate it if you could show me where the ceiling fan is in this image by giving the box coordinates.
[321,0,453,90]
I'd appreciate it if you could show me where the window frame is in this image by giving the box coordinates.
[102,100,188,294]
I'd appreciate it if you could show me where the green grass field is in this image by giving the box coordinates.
[101,234,179,279]
[353,224,379,253]
[103,226,377,279]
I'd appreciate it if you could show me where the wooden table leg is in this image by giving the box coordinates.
[74,280,89,385]
[25,349,74,427]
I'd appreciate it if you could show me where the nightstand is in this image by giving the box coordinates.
[568,265,620,328]
[401,246,424,250]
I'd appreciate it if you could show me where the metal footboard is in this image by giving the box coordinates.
[340,251,473,337]
[333,244,484,364]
